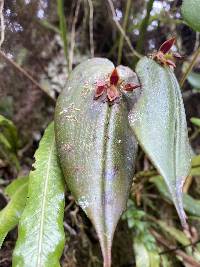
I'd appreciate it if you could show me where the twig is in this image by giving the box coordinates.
[107,0,142,59]
[0,50,55,102]
[69,0,81,72]
[63,221,77,236]
[151,229,200,267]
[117,0,131,64]
[88,0,94,57]
[194,32,200,52]
[180,47,200,87]
[0,0,5,48]
[159,239,200,255]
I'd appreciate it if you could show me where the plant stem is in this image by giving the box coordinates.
[136,0,154,54]
[117,0,132,65]
[0,0,5,48]
[180,47,200,87]
[88,0,94,57]
[69,0,81,72]
[107,0,142,59]
[57,0,68,69]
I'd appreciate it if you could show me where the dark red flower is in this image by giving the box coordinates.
[110,69,119,85]
[94,68,140,103]
[94,81,108,98]
[107,85,120,102]
[123,82,141,92]
[152,37,182,69]
[159,37,176,54]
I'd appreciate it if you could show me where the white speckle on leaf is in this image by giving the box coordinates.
[78,196,89,209]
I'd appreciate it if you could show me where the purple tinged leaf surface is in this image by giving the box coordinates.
[129,57,191,229]
[55,58,138,267]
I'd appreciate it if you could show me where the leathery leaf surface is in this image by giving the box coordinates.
[12,123,65,267]
[55,58,138,267]
[181,0,200,32]
[129,57,191,228]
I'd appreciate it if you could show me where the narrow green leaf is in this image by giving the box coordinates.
[149,252,160,267]
[150,175,200,217]
[0,114,18,152]
[0,114,20,170]
[5,176,28,198]
[157,220,189,246]
[134,237,160,267]
[157,219,200,263]
[40,20,60,34]
[129,57,191,228]
[187,72,200,89]
[55,58,138,267]
[190,166,200,176]
[134,239,149,267]
[192,154,200,167]
[0,177,28,248]
[0,132,12,149]
[160,253,174,267]
[182,0,200,32]
[191,117,200,127]
[13,123,65,267]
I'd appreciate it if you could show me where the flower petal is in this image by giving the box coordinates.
[107,85,120,101]
[123,83,140,92]
[166,59,176,68]
[173,52,182,59]
[110,69,119,85]
[159,37,176,54]
[95,81,107,98]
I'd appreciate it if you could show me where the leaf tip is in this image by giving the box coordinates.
[103,246,112,267]
[173,188,188,230]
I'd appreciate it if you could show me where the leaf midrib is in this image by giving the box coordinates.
[36,137,55,267]
[101,105,112,233]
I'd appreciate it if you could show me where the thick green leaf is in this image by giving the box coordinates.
[150,175,200,217]
[187,72,200,89]
[0,177,28,248]
[55,58,138,267]
[182,0,200,32]
[129,57,191,228]
[13,123,65,267]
